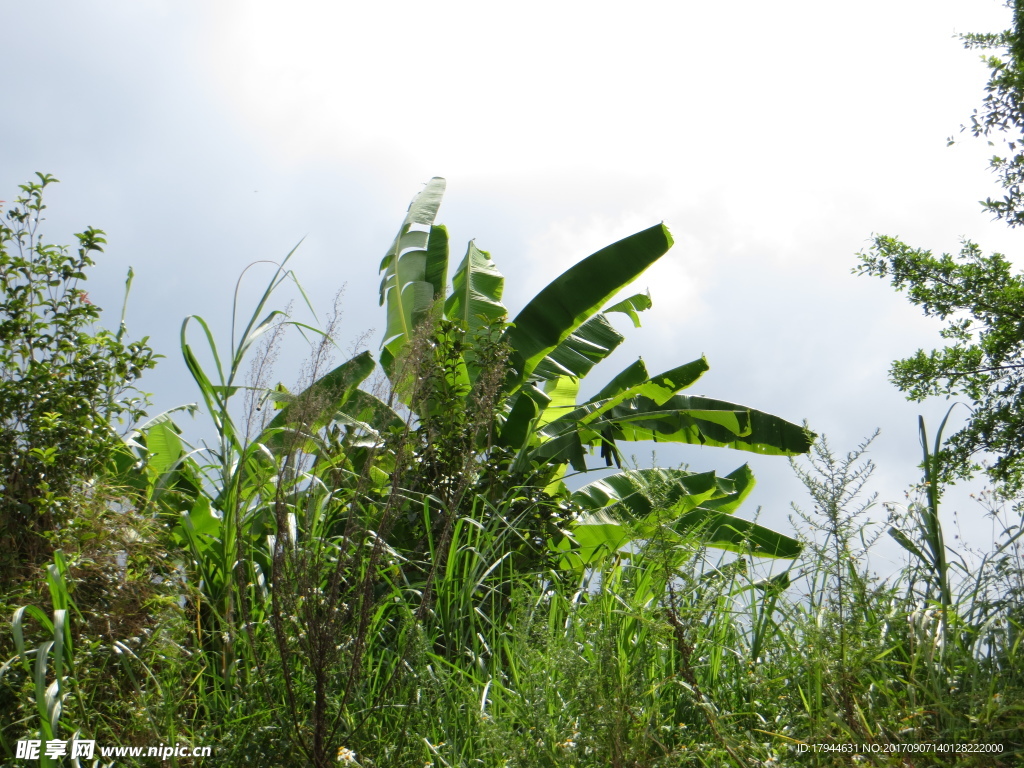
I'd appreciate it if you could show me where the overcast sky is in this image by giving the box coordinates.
[3,0,1020,571]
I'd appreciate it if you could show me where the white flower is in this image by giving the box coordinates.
[337,746,357,763]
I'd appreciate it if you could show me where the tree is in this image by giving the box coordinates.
[853,2,1024,496]
[0,174,157,577]
[856,235,1024,495]
[958,0,1024,225]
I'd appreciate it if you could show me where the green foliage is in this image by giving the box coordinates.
[856,235,1024,494]
[885,415,955,611]
[2,177,1023,767]
[375,178,814,565]
[83,178,817,766]
[1,496,189,766]
[958,0,1024,225]
[789,432,883,733]
[786,435,1024,758]
[568,464,802,571]
[0,174,158,578]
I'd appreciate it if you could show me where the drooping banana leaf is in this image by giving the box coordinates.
[573,468,723,529]
[379,177,447,371]
[114,420,204,520]
[699,463,756,513]
[532,313,625,381]
[556,508,633,571]
[525,376,588,472]
[591,394,816,457]
[670,510,801,558]
[563,464,800,566]
[498,385,544,450]
[530,358,711,468]
[505,223,673,385]
[532,293,654,382]
[604,292,653,328]
[145,420,184,478]
[336,389,404,438]
[590,357,710,407]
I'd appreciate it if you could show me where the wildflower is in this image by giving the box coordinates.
[337,746,357,763]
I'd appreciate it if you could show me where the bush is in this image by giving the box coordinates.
[0,173,158,580]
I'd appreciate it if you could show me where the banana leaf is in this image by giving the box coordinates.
[444,239,507,344]
[379,177,447,370]
[564,464,800,567]
[505,223,673,384]
[591,394,816,457]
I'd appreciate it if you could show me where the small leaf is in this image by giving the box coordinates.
[604,291,653,327]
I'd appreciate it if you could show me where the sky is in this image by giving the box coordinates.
[3,0,1020,573]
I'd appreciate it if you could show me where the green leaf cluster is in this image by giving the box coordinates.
[857,235,1024,493]
[959,0,1024,224]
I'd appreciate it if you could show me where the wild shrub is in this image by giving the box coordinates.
[0,174,157,580]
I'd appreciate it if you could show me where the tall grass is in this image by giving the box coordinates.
[3,451,1023,766]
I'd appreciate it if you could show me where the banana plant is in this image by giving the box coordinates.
[371,178,814,561]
